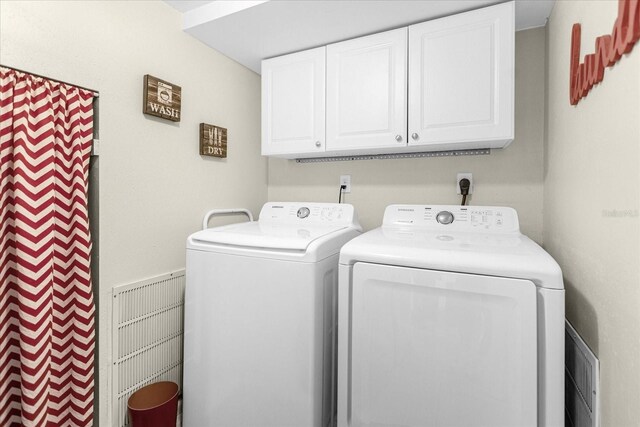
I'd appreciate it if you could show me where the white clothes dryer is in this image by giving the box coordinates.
[184,202,361,427]
[337,205,564,427]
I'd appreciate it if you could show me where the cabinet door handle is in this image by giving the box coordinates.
[315,141,321,147]
[395,134,403,142]
[411,133,419,140]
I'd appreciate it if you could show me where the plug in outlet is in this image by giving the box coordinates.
[456,173,473,195]
[340,175,351,193]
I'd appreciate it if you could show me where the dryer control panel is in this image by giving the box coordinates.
[383,205,520,233]
[259,202,360,228]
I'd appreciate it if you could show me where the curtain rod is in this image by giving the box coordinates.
[0,64,100,98]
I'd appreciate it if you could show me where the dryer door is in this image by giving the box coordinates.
[347,262,537,427]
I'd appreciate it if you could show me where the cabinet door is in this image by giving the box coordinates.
[409,2,514,149]
[262,47,325,158]
[326,28,407,153]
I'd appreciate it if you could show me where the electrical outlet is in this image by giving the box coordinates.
[340,175,351,193]
[456,173,473,195]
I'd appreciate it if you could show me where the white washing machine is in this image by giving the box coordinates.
[337,205,564,427]
[184,202,361,427]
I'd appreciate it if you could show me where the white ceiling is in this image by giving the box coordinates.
[164,0,555,74]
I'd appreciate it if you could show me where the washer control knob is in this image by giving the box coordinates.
[297,207,310,219]
[436,211,454,225]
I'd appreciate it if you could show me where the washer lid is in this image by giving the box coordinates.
[192,221,349,251]
[187,202,362,261]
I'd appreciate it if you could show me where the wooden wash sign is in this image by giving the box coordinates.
[143,75,181,121]
[200,123,227,158]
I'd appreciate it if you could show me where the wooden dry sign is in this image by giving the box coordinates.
[143,75,181,122]
[200,123,227,158]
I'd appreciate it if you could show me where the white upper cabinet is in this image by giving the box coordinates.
[261,47,325,157]
[326,28,407,153]
[261,2,515,159]
[408,2,514,150]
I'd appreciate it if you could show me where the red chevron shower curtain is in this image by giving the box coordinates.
[0,67,95,426]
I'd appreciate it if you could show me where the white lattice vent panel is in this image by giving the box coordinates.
[565,320,599,427]
[112,270,185,427]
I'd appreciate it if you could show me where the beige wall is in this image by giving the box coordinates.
[545,1,640,426]
[0,1,266,425]
[268,28,547,242]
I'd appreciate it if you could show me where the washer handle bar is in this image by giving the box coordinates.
[202,208,254,230]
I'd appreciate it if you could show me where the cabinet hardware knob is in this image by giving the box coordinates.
[395,135,403,142]
[411,133,419,140]
[315,141,321,147]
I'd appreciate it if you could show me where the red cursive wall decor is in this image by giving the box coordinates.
[570,0,640,105]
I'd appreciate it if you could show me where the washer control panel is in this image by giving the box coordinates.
[260,202,359,227]
[383,205,520,233]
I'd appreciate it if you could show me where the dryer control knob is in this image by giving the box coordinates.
[297,207,310,219]
[436,211,454,225]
